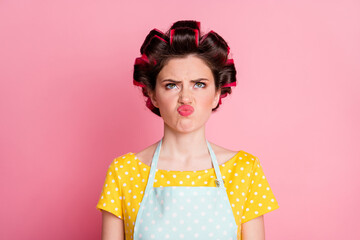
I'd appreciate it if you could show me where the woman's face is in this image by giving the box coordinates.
[148,54,221,133]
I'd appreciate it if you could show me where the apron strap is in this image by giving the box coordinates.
[206,139,225,188]
[143,137,225,198]
[143,138,162,198]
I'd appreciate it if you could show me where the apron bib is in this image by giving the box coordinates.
[133,138,238,240]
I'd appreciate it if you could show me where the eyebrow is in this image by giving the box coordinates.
[161,78,209,83]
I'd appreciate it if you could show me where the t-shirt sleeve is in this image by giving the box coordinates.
[242,157,279,223]
[96,158,124,219]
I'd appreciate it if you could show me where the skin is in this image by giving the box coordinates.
[101,54,265,240]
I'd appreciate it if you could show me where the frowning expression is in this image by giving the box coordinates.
[148,54,221,132]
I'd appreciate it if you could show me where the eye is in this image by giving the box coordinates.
[165,83,177,89]
[194,82,206,88]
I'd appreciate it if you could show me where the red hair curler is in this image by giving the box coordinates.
[153,34,168,44]
[141,32,168,57]
[199,30,214,45]
[220,92,228,98]
[135,52,158,66]
[170,28,175,45]
[170,29,175,45]
[226,59,234,65]
[133,79,146,88]
[195,21,200,47]
[221,81,237,88]
[170,27,200,47]
[194,29,199,47]
[146,97,155,110]
[218,92,229,105]
[134,53,149,65]
[153,28,167,37]
[195,21,201,29]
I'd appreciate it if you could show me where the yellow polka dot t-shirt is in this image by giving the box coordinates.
[96,150,279,239]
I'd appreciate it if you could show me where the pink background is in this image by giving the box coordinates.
[1,0,359,239]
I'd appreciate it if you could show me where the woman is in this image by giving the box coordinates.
[96,20,279,240]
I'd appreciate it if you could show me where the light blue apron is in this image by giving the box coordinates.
[133,138,238,239]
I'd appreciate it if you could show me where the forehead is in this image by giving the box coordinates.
[157,55,214,81]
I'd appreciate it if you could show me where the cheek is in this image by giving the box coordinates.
[155,89,176,108]
[198,91,217,106]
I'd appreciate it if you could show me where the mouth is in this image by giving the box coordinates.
[177,105,194,116]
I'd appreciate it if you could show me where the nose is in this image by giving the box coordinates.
[178,87,193,104]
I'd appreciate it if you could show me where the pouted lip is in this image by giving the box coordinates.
[177,105,194,116]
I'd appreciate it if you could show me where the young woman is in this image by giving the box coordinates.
[96,20,279,240]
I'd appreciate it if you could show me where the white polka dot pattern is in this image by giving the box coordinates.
[241,157,279,223]
[134,186,237,239]
[96,151,279,239]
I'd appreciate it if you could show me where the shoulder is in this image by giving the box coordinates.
[209,142,244,165]
[104,152,144,186]
[108,152,138,172]
[235,149,260,169]
[212,142,260,171]
[132,142,158,166]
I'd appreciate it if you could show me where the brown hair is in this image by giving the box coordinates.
[133,20,237,117]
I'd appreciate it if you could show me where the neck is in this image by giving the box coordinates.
[160,123,210,160]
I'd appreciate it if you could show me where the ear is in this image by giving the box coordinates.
[212,88,222,108]
[147,88,159,108]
